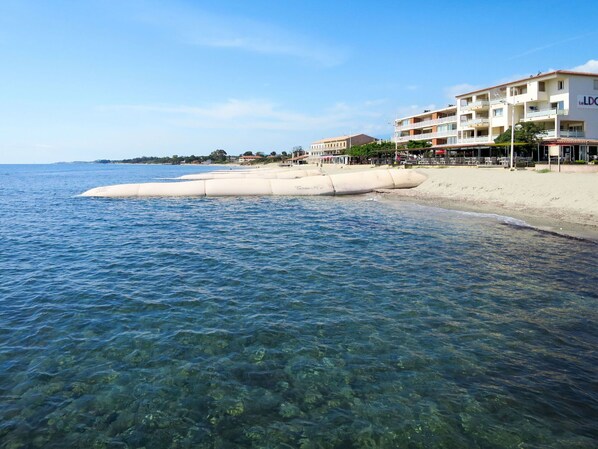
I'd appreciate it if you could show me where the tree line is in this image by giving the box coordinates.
[95,148,304,165]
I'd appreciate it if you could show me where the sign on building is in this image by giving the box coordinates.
[577,95,598,108]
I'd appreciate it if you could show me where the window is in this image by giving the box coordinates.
[539,81,546,92]
[552,101,565,110]
[493,108,504,117]
[558,80,564,90]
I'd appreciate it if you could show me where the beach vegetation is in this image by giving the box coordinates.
[536,168,551,173]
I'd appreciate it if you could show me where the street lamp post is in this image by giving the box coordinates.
[509,87,519,171]
[510,102,515,170]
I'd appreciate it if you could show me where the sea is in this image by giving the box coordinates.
[0,163,596,449]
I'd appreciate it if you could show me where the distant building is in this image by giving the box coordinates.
[309,134,377,164]
[238,155,263,164]
[393,70,598,162]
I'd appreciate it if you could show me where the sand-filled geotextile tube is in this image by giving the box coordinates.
[80,169,427,198]
[178,168,323,180]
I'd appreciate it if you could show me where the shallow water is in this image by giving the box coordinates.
[1,164,597,448]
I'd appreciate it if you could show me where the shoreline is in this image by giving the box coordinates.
[283,163,598,241]
[373,167,598,242]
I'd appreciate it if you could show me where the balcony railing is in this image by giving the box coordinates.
[457,136,492,144]
[526,108,568,119]
[470,100,489,110]
[394,115,457,131]
[490,97,507,105]
[542,130,585,138]
[460,118,490,128]
[395,130,458,143]
[460,100,489,111]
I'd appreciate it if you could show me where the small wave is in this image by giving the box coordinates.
[458,210,531,228]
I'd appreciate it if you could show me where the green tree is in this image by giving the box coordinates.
[243,151,254,156]
[346,141,396,162]
[494,122,546,153]
[209,149,228,162]
[406,140,432,149]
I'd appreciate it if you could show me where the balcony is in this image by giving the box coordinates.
[526,108,569,119]
[395,130,458,143]
[469,100,489,110]
[457,136,492,144]
[395,115,457,131]
[542,130,585,138]
[461,118,489,128]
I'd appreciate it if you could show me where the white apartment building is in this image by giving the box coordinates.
[394,70,598,161]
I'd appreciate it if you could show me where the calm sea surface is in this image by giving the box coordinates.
[1,164,597,449]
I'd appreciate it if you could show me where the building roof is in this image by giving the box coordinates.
[395,105,457,122]
[288,154,309,161]
[312,134,374,144]
[541,137,598,145]
[457,70,598,98]
[239,155,263,159]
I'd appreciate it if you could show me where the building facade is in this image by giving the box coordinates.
[393,70,598,162]
[394,106,458,148]
[309,134,376,164]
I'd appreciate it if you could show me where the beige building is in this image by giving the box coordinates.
[309,134,376,164]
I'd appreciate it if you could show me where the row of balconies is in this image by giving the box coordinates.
[394,115,457,131]
[457,129,585,143]
[395,128,585,146]
[460,100,568,118]
[395,130,458,143]
[457,108,569,127]
[396,105,571,135]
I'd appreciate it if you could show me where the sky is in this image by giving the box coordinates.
[1,0,597,163]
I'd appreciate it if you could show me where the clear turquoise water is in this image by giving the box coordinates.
[0,164,596,449]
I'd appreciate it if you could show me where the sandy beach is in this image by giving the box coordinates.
[374,166,597,239]
[289,164,598,239]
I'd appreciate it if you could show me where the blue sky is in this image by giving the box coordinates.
[1,0,597,163]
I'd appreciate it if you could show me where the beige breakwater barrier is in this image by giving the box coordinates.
[178,168,323,180]
[80,169,427,198]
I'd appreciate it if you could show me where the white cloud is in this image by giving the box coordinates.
[100,98,385,133]
[570,59,598,73]
[137,5,347,67]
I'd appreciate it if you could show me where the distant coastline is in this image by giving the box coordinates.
[92,155,230,165]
